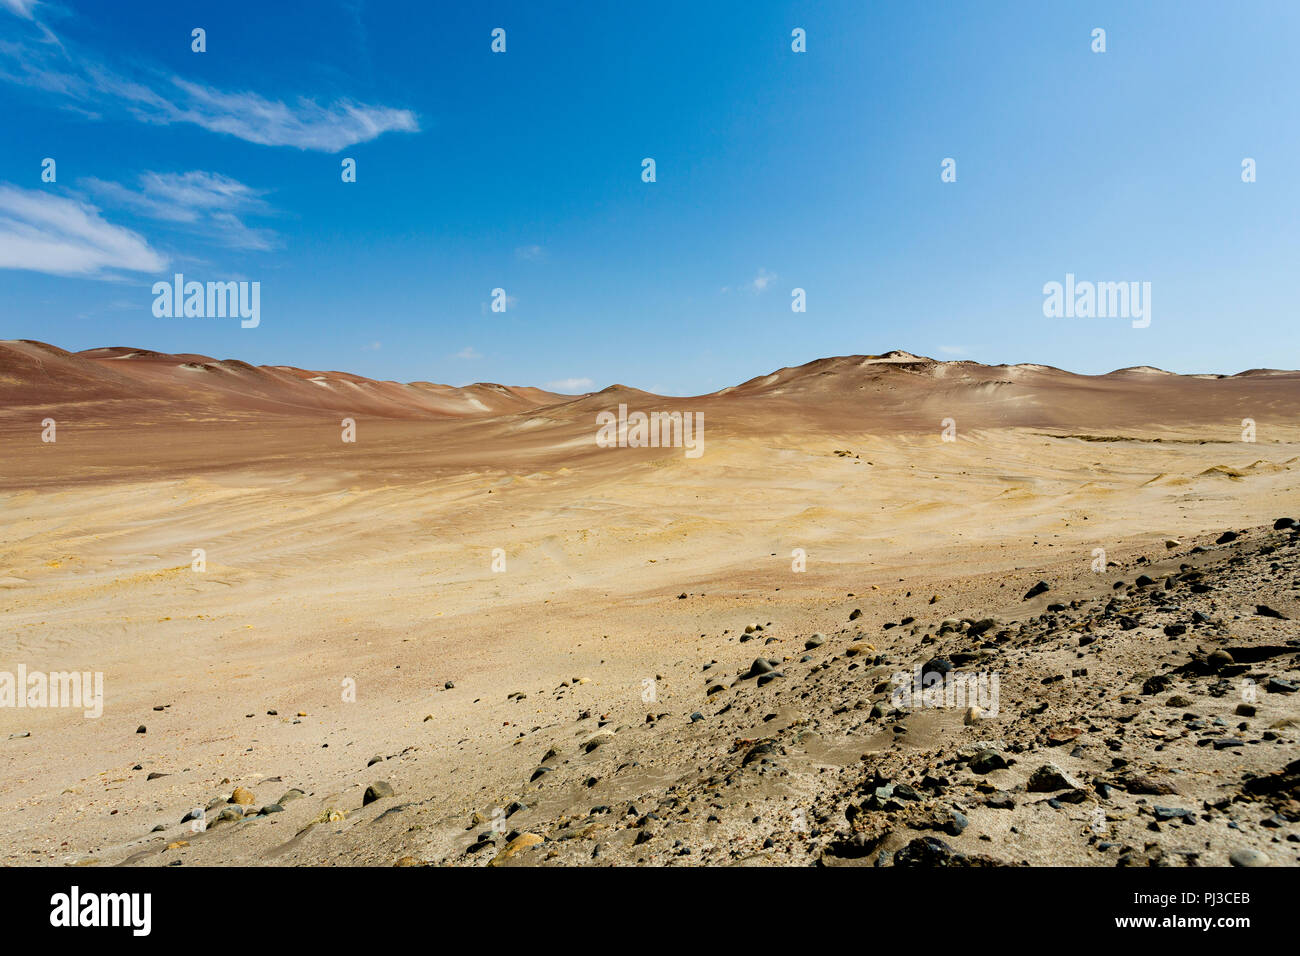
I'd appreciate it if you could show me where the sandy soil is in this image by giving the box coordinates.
[0,342,1296,866]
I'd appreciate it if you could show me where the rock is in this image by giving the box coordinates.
[259,804,284,815]
[1266,677,1298,694]
[921,657,952,680]
[529,766,553,782]
[1229,848,1270,867]
[1023,580,1050,600]
[845,643,875,657]
[1216,531,1238,544]
[229,787,255,806]
[1164,539,1180,549]
[277,788,305,804]
[849,609,862,621]
[136,725,146,734]
[1027,764,1081,793]
[804,634,826,650]
[209,807,245,828]
[146,772,168,781]
[744,658,775,678]
[1236,703,1256,717]
[1045,726,1082,746]
[969,749,1007,774]
[367,755,384,767]
[985,792,1015,810]
[1255,605,1288,620]
[444,681,454,689]
[1117,773,1177,795]
[1207,649,1234,669]
[1272,518,1296,530]
[489,832,544,866]
[363,781,394,805]
[1142,674,1172,695]
[963,706,984,726]
[894,836,956,867]
[825,831,886,859]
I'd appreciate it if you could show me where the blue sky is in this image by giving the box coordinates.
[2,0,1298,394]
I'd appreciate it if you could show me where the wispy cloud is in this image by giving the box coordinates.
[546,377,593,392]
[0,0,39,19]
[750,267,776,292]
[83,171,277,251]
[0,12,419,151]
[720,268,778,295]
[455,346,482,360]
[0,183,167,277]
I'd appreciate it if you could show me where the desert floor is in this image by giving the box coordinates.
[1,345,1297,866]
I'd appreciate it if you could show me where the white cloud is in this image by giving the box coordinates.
[158,79,419,151]
[0,19,419,152]
[455,346,482,360]
[546,377,594,392]
[750,268,776,292]
[0,183,166,277]
[83,171,276,251]
[0,0,39,19]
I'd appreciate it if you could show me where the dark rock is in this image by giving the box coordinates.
[1023,580,1050,600]
[894,836,956,867]
[363,781,394,805]
[969,749,1007,774]
[1027,764,1080,793]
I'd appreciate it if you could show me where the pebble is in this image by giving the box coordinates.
[1229,848,1270,867]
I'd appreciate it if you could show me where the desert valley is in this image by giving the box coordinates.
[0,339,1297,867]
